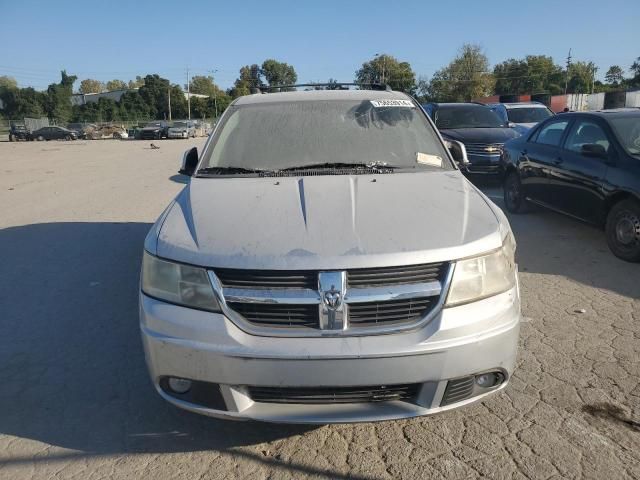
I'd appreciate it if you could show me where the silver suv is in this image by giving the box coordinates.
[140,86,521,423]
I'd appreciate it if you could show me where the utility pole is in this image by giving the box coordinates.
[186,67,191,120]
[208,69,219,119]
[564,48,572,95]
[168,87,172,121]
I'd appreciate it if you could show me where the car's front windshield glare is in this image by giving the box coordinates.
[200,99,452,172]
[172,122,187,128]
[609,116,640,156]
[435,107,505,129]
[507,108,553,123]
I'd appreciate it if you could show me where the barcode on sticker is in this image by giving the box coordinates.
[370,99,414,108]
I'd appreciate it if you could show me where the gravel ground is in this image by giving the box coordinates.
[1,140,639,479]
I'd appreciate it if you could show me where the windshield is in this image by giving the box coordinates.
[199,99,452,173]
[172,122,187,128]
[507,107,553,124]
[609,116,640,156]
[435,106,505,129]
[145,122,162,128]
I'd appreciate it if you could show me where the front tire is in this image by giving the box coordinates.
[65,135,72,141]
[605,199,640,262]
[503,171,529,213]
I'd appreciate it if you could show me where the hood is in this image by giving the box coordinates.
[440,127,520,144]
[153,171,505,270]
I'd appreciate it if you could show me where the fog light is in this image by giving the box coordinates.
[475,372,503,389]
[168,377,192,394]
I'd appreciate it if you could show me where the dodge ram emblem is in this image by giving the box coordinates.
[323,286,342,310]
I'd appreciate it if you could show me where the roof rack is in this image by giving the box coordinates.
[252,83,392,94]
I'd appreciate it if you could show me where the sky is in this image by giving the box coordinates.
[1,0,638,92]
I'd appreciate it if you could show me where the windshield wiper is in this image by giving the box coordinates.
[278,162,401,171]
[196,166,270,176]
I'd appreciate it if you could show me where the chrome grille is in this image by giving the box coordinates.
[248,383,420,404]
[215,269,317,289]
[347,262,446,288]
[348,297,435,327]
[210,262,450,336]
[228,303,319,328]
[464,143,503,156]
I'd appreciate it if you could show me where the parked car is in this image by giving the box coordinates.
[30,126,77,141]
[423,102,521,176]
[8,123,30,141]
[167,121,196,139]
[140,87,521,423]
[501,109,640,262]
[140,121,169,140]
[85,124,128,140]
[67,123,90,139]
[488,102,554,134]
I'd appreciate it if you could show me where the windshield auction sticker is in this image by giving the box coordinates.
[416,152,443,167]
[370,99,415,108]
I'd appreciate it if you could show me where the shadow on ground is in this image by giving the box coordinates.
[0,222,317,468]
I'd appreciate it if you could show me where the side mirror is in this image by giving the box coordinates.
[179,147,198,176]
[581,143,607,159]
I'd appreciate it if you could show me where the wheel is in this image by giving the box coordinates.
[37,135,44,141]
[503,171,529,213]
[65,135,72,141]
[113,133,121,139]
[605,199,640,262]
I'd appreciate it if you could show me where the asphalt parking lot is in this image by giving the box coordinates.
[1,139,639,480]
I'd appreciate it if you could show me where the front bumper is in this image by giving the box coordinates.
[140,286,520,423]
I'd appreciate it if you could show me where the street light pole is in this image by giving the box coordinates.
[186,67,191,120]
[209,69,219,119]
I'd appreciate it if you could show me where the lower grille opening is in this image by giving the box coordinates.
[440,376,475,406]
[248,384,420,404]
[228,303,320,328]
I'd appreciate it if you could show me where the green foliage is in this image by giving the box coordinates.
[0,86,46,117]
[354,54,416,93]
[261,59,297,90]
[79,79,105,94]
[424,45,494,102]
[43,70,77,122]
[229,64,263,98]
[128,76,144,89]
[138,74,172,119]
[105,79,128,91]
[630,57,640,77]
[567,61,597,94]
[604,66,624,85]
[0,76,18,90]
[493,55,564,95]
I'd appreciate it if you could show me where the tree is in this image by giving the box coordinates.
[261,59,297,90]
[138,74,172,119]
[493,55,564,95]
[0,86,46,118]
[44,70,77,122]
[604,66,624,86]
[354,54,416,93]
[188,75,226,98]
[425,44,494,102]
[630,57,640,76]
[128,76,144,89]
[105,79,127,91]
[567,61,597,94]
[0,75,18,90]
[79,79,104,94]
[229,64,263,98]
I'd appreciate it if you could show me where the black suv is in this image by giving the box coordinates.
[501,109,640,262]
[423,103,520,176]
[9,123,30,141]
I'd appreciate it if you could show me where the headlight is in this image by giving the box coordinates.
[141,252,221,312]
[445,233,516,306]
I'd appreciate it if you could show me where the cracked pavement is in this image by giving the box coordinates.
[0,140,638,479]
